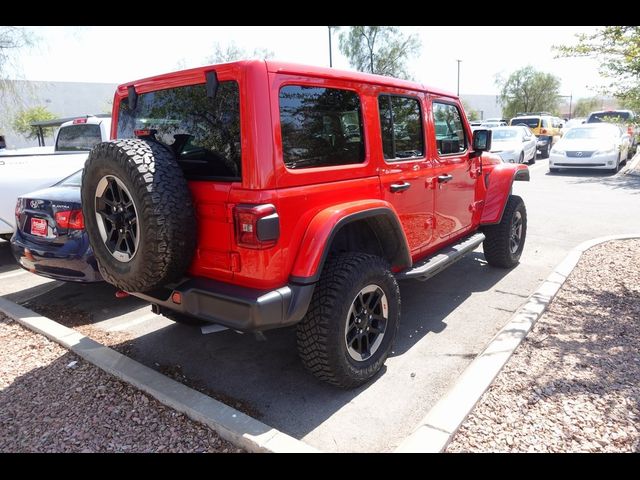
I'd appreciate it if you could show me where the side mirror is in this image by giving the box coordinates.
[472,129,492,152]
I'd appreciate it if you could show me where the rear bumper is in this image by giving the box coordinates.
[134,277,315,332]
[10,231,102,282]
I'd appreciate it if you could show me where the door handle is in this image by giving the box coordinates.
[437,174,453,183]
[390,182,411,193]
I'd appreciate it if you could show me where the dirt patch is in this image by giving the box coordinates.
[0,313,245,453]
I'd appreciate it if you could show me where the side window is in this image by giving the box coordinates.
[378,95,424,160]
[279,85,364,169]
[432,102,467,155]
[541,118,549,128]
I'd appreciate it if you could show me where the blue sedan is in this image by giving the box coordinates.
[11,170,102,282]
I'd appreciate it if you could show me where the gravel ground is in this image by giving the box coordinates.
[447,239,640,453]
[0,313,244,453]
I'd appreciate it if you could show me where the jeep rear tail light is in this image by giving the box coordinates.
[234,204,279,249]
[55,210,85,230]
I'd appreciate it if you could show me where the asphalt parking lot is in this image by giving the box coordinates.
[2,157,640,452]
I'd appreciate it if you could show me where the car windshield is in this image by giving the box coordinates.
[491,129,519,140]
[511,118,539,128]
[563,127,618,140]
[588,111,631,123]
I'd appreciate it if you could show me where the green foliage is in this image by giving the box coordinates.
[496,66,561,119]
[572,97,600,117]
[555,26,640,112]
[461,99,480,121]
[207,41,273,64]
[12,106,57,140]
[338,26,421,80]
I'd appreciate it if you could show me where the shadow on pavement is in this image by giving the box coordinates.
[546,167,640,194]
[0,241,20,274]
[8,249,512,441]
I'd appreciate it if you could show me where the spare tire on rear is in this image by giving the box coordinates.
[81,139,197,292]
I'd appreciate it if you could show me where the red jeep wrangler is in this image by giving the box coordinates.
[81,61,529,388]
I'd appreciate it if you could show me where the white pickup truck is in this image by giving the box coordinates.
[0,115,111,240]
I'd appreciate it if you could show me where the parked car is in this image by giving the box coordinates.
[549,123,630,173]
[0,115,111,240]
[510,113,563,158]
[79,60,529,388]
[481,121,507,128]
[490,126,537,164]
[586,110,638,158]
[11,170,102,282]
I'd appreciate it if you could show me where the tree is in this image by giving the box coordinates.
[496,66,561,119]
[12,106,57,140]
[338,26,421,80]
[207,41,273,64]
[0,27,35,104]
[461,99,480,121]
[572,97,600,117]
[555,26,640,112]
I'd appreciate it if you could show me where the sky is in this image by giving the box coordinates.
[12,26,605,99]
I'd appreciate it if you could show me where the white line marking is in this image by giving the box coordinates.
[0,270,29,280]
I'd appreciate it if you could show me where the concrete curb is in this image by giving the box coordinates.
[0,297,318,453]
[394,233,640,453]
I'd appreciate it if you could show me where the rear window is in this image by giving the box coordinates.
[279,85,365,169]
[56,124,102,151]
[55,170,83,186]
[117,81,241,180]
[511,118,540,128]
[587,111,631,123]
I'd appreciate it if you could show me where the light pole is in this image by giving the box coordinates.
[328,26,334,68]
[456,59,462,97]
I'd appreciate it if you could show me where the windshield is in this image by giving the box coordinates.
[563,127,618,140]
[510,118,540,128]
[491,129,519,140]
[588,111,631,123]
[117,81,241,180]
[56,124,102,151]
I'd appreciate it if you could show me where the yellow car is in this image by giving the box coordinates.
[509,113,563,158]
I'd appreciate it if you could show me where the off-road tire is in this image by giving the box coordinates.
[81,139,196,292]
[296,253,400,389]
[482,195,527,269]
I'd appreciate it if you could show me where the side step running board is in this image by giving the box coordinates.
[396,232,486,281]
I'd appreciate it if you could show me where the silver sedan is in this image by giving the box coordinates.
[489,126,537,164]
[549,123,630,173]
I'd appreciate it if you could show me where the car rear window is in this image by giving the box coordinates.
[117,81,242,181]
[56,124,102,152]
[510,118,540,128]
[587,111,631,123]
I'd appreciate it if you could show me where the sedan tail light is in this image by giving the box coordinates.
[55,210,85,230]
